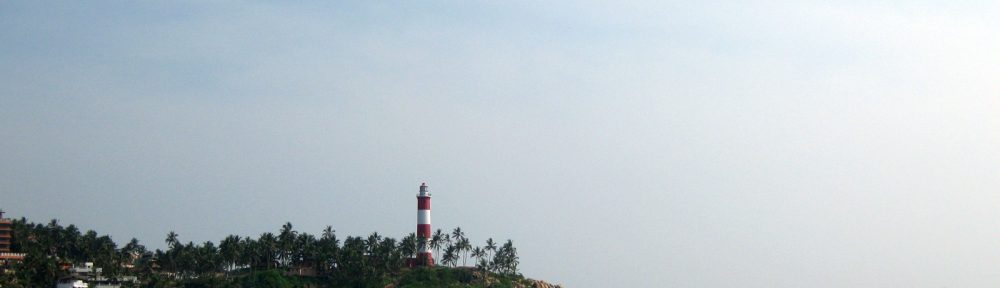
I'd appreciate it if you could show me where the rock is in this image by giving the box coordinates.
[520,278,562,288]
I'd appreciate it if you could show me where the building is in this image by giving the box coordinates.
[66,262,136,288]
[56,275,89,288]
[0,209,12,252]
[416,183,434,266]
[0,209,25,265]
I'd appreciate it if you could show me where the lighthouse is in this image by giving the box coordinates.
[416,183,434,266]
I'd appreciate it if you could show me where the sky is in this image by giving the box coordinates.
[2,1,999,287]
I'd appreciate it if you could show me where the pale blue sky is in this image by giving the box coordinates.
[2,1,1000,287]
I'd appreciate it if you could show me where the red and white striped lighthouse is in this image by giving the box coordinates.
[416,182,434,266]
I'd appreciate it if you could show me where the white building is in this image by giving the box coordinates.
[56,275,88,288]
[62,262,135,288]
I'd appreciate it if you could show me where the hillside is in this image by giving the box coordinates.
[0,217,556,287]
[393,266,561,288]
[158,266,560,288]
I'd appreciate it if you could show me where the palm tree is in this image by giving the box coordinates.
[492,239,519,276]
[471,246,484,267]
[63,224,82,262]
[339,236,367,278]
[258,232,278,269]
[373,237,399,274]
[451,227,464,244]
[177,241,196,278]
[164,231,180,274]
[278,222,296,267]
[318,227,339,274]
[46,219,62,257]
[239,236,258,272]
[197,241,221,276]
[165,231,179,249]
[400,233,417,259]
[451,227,467,265]
[444,234,451,251]
[92,235,117,279]
[294,233,318,269]
[459,237,471,266]
[366,232,382,256]
[430,229,444,260]
[219,235,241,277]
[322,226,336,240]
[442,245,457,267]
[485,238,496,262]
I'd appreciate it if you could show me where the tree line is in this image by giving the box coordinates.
[1,218,519,287]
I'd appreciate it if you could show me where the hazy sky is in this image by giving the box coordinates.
[2,1,999,287]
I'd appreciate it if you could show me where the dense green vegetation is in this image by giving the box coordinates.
[0,218,521,287]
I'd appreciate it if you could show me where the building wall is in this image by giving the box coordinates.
[0,219,12,252]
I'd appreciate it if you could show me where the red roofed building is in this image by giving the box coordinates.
[0,209,25,263]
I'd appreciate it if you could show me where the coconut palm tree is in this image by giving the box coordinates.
[165,231,179,249]
[278,222,296,267]
[444,234,452,251]
[430,229,444,259]
[471,246,484,267]
[485,238,496,262]
[63,224,82,262]
[339,236,367,278]
[219,235,240,277]
[442,245,457,267]
[239,236,258,272]
[322,226,336,240]
[459,237,472,266]
[451,227,464,244]
[164,231,180,274]
[400,233,417,259]
[318,227,339,274]
[450,227,468,265]
[373,237,399,274]
[197,241,221,276]
[366,232,382,256]
[258,232,278,269]
[492,239,519,276]
[294,233,318,269]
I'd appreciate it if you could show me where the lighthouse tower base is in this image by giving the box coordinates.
[405,254,435,268]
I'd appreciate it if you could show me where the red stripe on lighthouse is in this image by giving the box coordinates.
[418,197,431,210]
[417,224,431,238]
[418,252,434,266]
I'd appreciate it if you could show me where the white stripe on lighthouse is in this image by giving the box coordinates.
[417,210,431,224]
